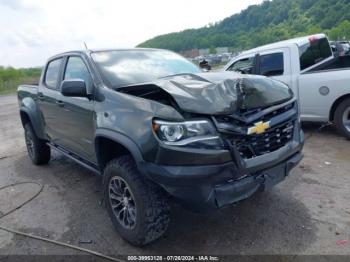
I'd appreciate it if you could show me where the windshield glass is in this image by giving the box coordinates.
[91,50,201,88]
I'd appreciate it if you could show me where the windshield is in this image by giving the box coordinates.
[91,50,201,88]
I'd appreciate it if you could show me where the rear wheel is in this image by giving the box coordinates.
[103,155,170,246]
[334,98,350,140]
[24,123,51,165]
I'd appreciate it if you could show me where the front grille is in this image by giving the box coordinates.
[215,102,295,127]
[232,120,295,159]
[242,102,295,121]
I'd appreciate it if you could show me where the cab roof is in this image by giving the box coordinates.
[240,33,327,55]
[48,48,166,60]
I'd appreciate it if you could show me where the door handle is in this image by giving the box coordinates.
[38,93,44,100]
[56,100,65,107]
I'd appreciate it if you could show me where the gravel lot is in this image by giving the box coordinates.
[0,94,349,260]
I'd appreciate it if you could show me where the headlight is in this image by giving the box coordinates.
[152,119,224,149]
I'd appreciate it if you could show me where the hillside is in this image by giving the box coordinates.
[138,0,350,52]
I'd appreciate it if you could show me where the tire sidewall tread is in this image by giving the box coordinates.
[24,123,51,165]
[103,155,170,246]
[334,98,350,140]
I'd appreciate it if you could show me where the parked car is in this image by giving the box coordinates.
[199,59,212,70]
[18,48,304,246]
[224,34,350,139]
[330,40,350,57]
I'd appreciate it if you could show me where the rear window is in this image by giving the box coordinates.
[299,37,332,71]
[45,58,62,89]
[259,53,284,76]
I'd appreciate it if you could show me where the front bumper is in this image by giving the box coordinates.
[144,128,304,212]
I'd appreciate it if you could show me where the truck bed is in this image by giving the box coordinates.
[17,85,38,102]
[313,56,350,71]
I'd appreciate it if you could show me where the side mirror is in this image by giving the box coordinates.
[237,67,252,74]
[61,79,88,97]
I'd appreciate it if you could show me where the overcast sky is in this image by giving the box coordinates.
[0,0,263,68]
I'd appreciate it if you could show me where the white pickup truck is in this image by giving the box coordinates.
[224,34,350,139]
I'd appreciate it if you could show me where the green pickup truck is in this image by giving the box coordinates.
[18,48,304,246]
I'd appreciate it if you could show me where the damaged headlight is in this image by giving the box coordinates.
[152,119,224,149]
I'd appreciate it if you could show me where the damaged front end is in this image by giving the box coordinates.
[118,72,303,211]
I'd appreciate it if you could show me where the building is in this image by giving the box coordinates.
[178,49,200,58]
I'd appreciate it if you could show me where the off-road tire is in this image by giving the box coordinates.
[103,155,170,246]
[24,123,51,165]
[334,98,350,140]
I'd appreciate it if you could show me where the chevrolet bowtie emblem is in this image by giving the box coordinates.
[247,121,271,135]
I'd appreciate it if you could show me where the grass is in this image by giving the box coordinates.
[0,77,38,95]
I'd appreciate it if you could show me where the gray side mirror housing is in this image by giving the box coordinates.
[61,79,88,97]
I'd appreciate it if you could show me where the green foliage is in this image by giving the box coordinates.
[138,0,350,51]
[0,67,41,95]
[209,46,217,54]
[328,20,350,40]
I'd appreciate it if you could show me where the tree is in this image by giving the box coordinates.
[329,20,350,40]
[138,0,350,51]
[209,46,217,54]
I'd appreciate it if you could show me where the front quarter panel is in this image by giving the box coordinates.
[95,86,184,162]
[18,86,46,139]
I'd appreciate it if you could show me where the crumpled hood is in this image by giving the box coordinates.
[118,72,293,115]
[152,72,293,115]
[153,72,241,115]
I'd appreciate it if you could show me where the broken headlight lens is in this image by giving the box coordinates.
[152,119,224,149]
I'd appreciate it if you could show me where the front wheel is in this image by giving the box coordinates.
[334,98,350,140]
[103,155,170,246]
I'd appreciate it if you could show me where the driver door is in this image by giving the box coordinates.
[55,56,96,162]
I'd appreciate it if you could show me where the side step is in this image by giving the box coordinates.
[47,143,101,175]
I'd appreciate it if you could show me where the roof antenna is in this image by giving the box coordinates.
[83,42,89,51]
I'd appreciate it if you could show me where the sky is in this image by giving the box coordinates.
[0,0,264,68]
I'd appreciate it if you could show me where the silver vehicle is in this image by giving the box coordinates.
[224,34,350,139]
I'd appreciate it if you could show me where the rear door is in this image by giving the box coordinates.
[297,37,335,121]
[55,56,96,162]
[38,58,64,144]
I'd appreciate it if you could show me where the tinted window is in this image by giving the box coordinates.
[91,50,201,88]
[259,53,284,76]
[45,58,62,88]
[341,43,350,53]
[299,37,332,70]
[227,57,254,73]
[64,57,92,88]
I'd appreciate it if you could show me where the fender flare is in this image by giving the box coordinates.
[94,128,146,174]
[19,98,45,139]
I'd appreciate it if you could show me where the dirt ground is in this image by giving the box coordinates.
[0,94,349,260]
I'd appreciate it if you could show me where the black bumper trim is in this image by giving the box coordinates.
[215,152,302,208]
[144,150,303,212]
